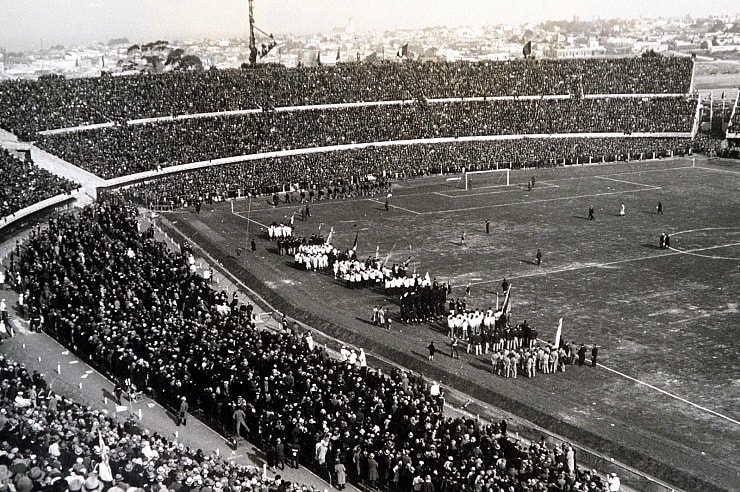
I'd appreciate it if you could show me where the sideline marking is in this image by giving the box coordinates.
[596,363,740,426]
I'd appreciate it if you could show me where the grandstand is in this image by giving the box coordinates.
[1,56,738,492]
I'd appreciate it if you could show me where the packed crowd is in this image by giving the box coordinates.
[122,135,693,210]
[12,201,616,491]
[37,96,696,179]
[0,57,693,139]
[0,149,79,221]
[0,353,320,492]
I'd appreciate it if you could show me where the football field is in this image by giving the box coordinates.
[166,156,740,491]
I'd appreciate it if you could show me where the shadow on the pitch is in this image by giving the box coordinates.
[355,316,376,326]
[519,259,539,266]
[101,387,119,405]
[641,243,662,250]
[572,215,590,220]
[411,349,453,361]
[470,360,495,374]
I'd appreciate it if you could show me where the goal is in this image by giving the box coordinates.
[459,168,510,191]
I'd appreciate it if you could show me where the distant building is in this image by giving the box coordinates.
[551,45,607,59]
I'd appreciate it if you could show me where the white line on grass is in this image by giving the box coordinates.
[694,166,740,175]
[468,241,740,288]
[427,187,658,215]
[366,198,422,215]
[596,363,740,426]
[596,176,661,189]
[232,211,270,229]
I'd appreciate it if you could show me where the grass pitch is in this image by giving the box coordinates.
[167,156,739,491]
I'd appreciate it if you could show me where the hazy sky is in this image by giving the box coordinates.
[0,0,737,51]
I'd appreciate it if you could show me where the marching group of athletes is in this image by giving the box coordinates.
[264,176,673,380]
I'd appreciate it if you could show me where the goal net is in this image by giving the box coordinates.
[462,168,510,191]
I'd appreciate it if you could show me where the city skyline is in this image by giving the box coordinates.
[1,0,738,52]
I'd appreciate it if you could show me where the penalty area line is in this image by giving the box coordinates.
[597,363,740,426]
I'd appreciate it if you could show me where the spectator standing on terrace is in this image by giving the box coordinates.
[366,453,378,488]
[234,406,250,439]
[335,459,347,490]
[177,396,188,426]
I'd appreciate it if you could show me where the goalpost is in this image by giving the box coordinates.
[461,168,510,191]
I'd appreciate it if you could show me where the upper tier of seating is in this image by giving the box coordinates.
[0,57,694,139]
[37,96,697,179]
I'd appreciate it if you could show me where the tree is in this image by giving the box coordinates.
[165,48,185,66]
[178,54,203,71]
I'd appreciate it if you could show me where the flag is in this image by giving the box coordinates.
[326,226,334,245]
[397,43,408,58]
[554,318,563,349]
[721,91,725,100]
[523,41,532,57]
[316,51,321,66]
[375,245,379,259]
[352,233,358,252]
[336,46,341,62]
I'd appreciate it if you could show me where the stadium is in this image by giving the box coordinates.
[0,12,739,492]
